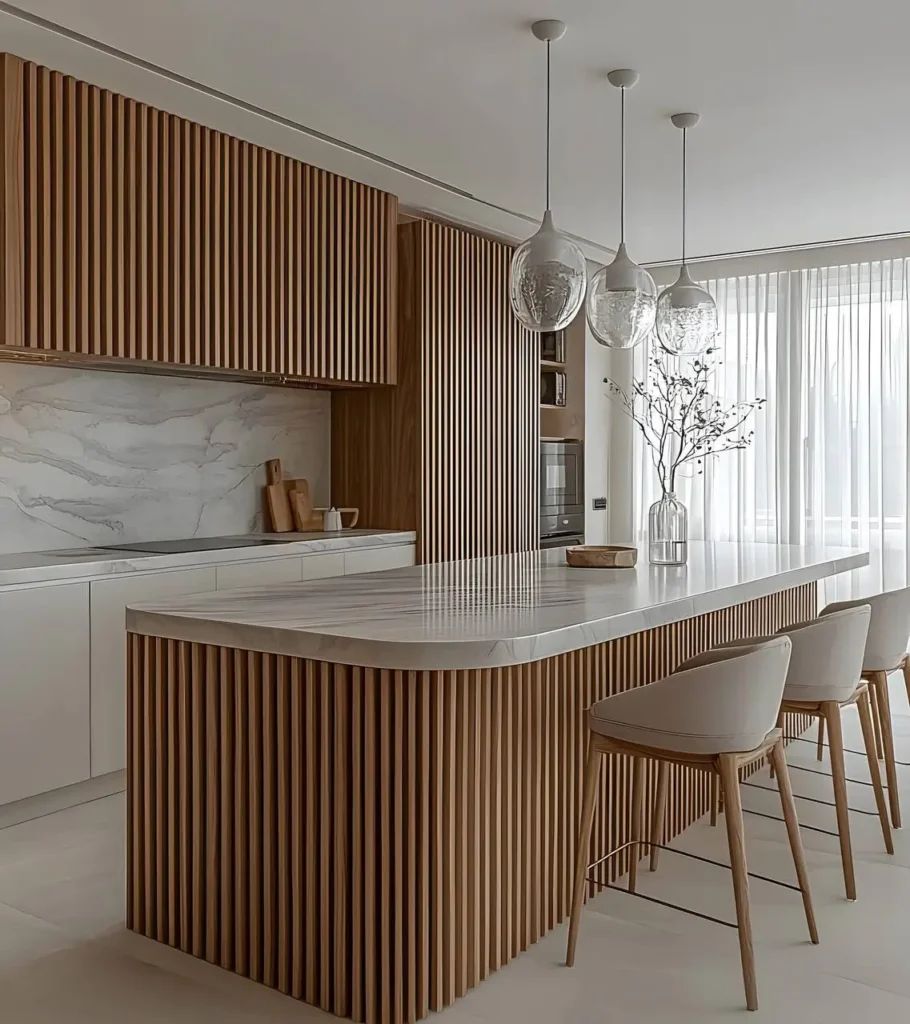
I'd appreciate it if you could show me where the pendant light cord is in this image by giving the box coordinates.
[619,85,626,245]
[545,40,551,211]
[681,126,687,267]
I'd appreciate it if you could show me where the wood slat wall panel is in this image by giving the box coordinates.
[332,219,537,562]
[0,52,397,386]
[0,54,23,349]
[128,582,816,1024]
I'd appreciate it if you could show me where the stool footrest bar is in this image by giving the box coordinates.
[786,763,874,787]
[792,736,910,766]
[583,879,738,930]
[743,807,840,838]
[588,840,803,892]
[584,840,805,933]
[742,780,881,816]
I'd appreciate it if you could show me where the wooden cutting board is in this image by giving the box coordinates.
[265,481,294,532]
[264,462,326,531]
[264,458,297,532]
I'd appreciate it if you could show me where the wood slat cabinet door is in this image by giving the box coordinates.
[0,53,397,387]
[332,219,538,562]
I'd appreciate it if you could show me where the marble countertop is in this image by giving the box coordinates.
[126,541,868,671]
[0,530,417,587]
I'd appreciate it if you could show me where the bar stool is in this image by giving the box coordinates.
[565,637,817,1012]
[774,605,892,901]
[818,586,910,829]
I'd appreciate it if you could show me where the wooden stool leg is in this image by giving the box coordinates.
[718,753,757,1011]
[769,712,783,779]
[650,760,669,871]
[823,701,856,900]
[710,771,719,825]
[769,739,819,944]
[857,690,894,854]
[869,679,885,760]
[628,756,645,892]
[566,739,601,967]
[902,656,910,708]
[816,717,825,761]
[871,672,902,828]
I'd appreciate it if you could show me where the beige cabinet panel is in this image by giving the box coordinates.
[90,568,216,777]
[343,545,416,575]
[216,557,302,590]
[300,553,346,580]
[0,583,90,804]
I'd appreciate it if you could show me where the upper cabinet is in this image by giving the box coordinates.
[0,53,397,387]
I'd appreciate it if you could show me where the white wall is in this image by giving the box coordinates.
[584,319,636,545]
[0,364,329,553]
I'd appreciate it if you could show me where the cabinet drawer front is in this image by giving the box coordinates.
[90,567,217,778]
[0,582,90,805]
[301,552,345,581]
[344,545,416,575]
[216,557,302,590]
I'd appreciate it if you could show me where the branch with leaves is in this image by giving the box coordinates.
[605,348,765,495]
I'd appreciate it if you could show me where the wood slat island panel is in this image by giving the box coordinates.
[0,52,398,387]
[127,582,815,1024]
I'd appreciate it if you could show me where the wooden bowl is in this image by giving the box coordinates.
[565,544,638,569]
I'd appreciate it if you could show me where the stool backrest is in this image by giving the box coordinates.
[822,587,910,671]
[777,605,870,703]
[662,636,793,752]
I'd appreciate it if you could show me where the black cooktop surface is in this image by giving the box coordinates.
[99,537,292,555]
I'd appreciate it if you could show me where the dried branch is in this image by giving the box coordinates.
[604,348,765,494]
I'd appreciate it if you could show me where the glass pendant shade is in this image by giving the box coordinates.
[510,210,587,332]
[586,242,657,349]
[655,265,718,356]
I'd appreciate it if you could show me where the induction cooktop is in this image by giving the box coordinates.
[99,537,293,555]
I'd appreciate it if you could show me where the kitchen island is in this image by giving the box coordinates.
[125,541,867,1024]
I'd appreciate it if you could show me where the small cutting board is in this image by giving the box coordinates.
[265,482,294,532]
[264,459,295,532]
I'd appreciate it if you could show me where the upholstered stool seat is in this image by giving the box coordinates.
[819,587,910,828]
[566,636,817,1012]
[588,638,793,754]
[776,605,892,900]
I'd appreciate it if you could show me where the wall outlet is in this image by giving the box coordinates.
[592,497,607,511]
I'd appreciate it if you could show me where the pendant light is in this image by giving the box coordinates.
[586,69,656,350]
[509,19,586,333]
[655,112,718,356]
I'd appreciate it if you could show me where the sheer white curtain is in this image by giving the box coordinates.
[633,259,910,601]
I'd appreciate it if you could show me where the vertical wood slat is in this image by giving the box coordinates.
[0,54,24,348]
[331,218,535,563]
[127,583,816,1024]
[4,54,395,384]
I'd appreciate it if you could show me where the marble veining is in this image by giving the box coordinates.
[127,541,869,671]
[0,363,329,553]
[0,530,416,588]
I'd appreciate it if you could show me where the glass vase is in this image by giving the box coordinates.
[648,492,688,565]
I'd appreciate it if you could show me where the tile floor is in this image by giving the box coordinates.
[2,678,910,1022]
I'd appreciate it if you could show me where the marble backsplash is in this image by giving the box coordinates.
[0,364,330,554]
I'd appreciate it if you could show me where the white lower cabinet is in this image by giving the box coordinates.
[216,556,302,590]
[344,545,416,575]
[0,583,90,804]
[301,552,346,580]
[1,541,416,801]
[90,567,216,777]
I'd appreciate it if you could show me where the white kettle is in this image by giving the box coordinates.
[323,507,343,532]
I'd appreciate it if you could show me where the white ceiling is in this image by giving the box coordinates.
[5,0,910,262]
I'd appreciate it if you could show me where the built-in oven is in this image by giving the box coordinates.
[540,440,585,545]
